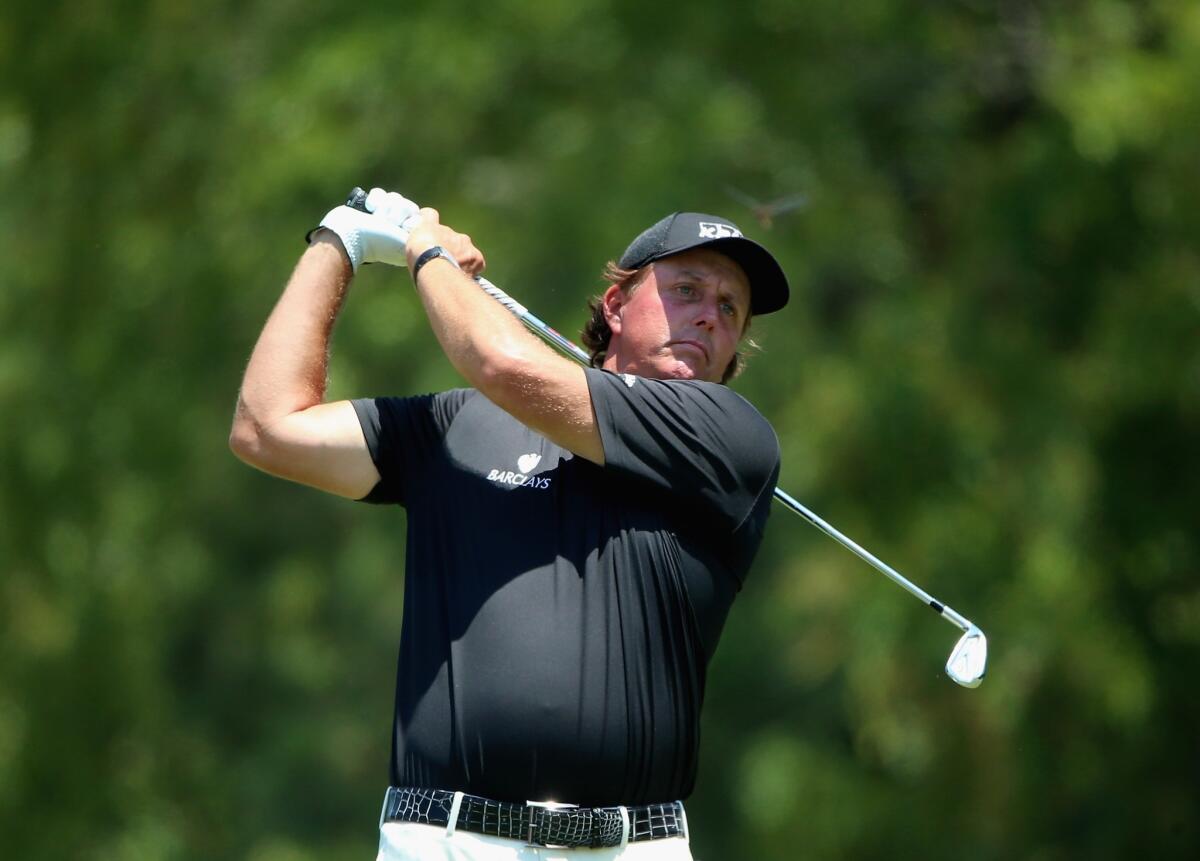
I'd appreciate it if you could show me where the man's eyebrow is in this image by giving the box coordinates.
[675,268,723,283]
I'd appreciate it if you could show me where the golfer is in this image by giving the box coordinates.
[230,189,790,860]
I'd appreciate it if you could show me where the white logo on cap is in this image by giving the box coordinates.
[698,222,742,239]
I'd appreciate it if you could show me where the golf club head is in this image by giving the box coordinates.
[946,626,987,688]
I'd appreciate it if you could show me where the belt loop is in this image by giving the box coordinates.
[678,801,689,843]
[618,805,630,849]
[445,791,465,838]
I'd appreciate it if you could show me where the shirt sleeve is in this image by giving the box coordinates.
[584,368,781,533]
[350,389,473,505]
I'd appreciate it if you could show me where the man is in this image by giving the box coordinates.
[230,188,790,859]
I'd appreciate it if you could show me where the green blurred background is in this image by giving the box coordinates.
[2,0,1197,858]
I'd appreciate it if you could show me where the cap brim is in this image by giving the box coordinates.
[700,237,790,315]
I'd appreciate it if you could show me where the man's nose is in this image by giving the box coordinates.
[694,300,717,328]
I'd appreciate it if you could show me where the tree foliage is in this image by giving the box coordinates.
[2,1,1197,858]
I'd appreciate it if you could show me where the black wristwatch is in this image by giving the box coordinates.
[411,245,459,283]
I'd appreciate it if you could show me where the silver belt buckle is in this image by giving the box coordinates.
[526,799,578,848]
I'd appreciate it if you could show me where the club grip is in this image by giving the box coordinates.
[346,187,369,212]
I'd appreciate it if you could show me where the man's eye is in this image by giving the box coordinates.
[677,284,696,296]
[721,302,737,316]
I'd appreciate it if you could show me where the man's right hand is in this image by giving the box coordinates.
[311,188,421,272]
[404,208,487,277]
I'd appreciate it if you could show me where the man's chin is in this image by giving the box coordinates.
[665,345,715,381]
[622,355,713,382]
[661,359,708,381]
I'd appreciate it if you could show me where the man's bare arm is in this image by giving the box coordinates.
[229,234,381,499]
[403,210,606,466]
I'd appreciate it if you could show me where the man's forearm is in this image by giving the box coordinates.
[411,255,603,463]
[412,256,557,390]
[233,233,353,434]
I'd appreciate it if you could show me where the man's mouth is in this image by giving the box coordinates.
[670,339,709,362]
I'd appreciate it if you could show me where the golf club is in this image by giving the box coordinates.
[344,187,988,688]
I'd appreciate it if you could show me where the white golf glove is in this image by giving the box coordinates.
[310,188,422,272]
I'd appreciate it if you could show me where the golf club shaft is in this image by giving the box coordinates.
[344,188,977,634]
[770,488,973,633]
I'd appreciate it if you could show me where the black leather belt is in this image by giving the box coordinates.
[383,786,687,849]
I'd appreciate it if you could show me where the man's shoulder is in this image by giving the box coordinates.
[355,387,484,440]
[588,369,780,466]
[627,373,773,427]
[373,387,480,411]
[591,368,758,403]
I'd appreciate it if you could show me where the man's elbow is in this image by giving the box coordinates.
[228,412,271,468]
[228,421,256,463]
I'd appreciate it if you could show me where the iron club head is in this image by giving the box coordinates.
[945,626,987,688]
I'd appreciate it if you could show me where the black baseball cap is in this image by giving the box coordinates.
[618,212,790,315]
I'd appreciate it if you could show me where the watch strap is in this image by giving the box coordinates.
[411,245,460,282]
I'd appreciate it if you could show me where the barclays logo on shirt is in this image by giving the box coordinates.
[486,452,553,490]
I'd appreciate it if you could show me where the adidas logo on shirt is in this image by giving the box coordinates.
[486,452,553,490]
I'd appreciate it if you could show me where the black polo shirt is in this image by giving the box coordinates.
[352,367,779,806]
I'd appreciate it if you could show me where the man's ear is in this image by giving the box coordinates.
[601,284,625,335]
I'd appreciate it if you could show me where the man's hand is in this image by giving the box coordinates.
[404,208,487,277]
[311,188,421,272]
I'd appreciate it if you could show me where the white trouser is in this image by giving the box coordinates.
[376,822,694,861]
[375,792,694,861]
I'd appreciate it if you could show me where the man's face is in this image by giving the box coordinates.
[601,248,751,383]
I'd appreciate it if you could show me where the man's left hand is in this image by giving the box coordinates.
[311,187,421,272]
